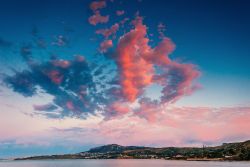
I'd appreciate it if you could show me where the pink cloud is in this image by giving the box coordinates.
[142,37,175,65]
[104,101,131,119]
[96,23,119,38]
[115,18,154,101]
[90,1,106,12]
[74,55,85,62]
[113,16,199,103]
[116,10,125,16]
[1,95,249,147]
[51,59,71,68]
[53,106,250,147]
[159,63,201,104]
[119,18,129,27]
[44,70,63,85]
[113,106,250,146]
[88,11,109,25]
[100,39,113,53]
[135,98,160,123]
[87,0,200,111]
[133,105,250,143]
[66,101,74,110]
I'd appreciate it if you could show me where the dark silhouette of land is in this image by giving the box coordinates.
[15,140,250,161]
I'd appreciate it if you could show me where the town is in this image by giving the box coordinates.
[15,140,250,161]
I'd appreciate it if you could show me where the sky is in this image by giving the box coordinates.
[0,0,250,158]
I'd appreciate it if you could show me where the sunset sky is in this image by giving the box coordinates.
[0,0,250,158]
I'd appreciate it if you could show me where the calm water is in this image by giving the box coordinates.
[0,160,249,167]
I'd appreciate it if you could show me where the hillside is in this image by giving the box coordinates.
[87,144,146,153]
[15,140,250,161]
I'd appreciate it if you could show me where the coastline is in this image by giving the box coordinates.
[13,157,246,161]
[8,140,250,161]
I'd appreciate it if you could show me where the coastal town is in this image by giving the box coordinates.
[15,140,250,161]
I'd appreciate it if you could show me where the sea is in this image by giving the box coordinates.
[0,159,249,167]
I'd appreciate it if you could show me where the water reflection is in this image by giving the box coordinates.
[0,159,249,167]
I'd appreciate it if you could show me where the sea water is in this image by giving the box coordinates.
[0,159,249,167]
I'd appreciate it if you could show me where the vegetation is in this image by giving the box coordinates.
[15,140,250,161]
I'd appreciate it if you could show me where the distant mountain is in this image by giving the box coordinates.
[87,144,146,153]
[15,140,250,161]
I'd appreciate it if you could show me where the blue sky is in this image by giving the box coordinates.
[1,0,249,106]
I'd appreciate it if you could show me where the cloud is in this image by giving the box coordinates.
[135,97,160,123]
[119,18,130,27]
[111,16,199,105]
[90,1,106,12]
[95,23,119,54]
[116,10,125,16]
[33,103,58,112]
[10,106,250,148]
[113,16,154,102]
[88,11,109,25]
[157,23,166,38]
[96,23,119,38]
[4,70,37,97]
[88,1,109,26]
[3,53,105,118]
[1,87,249,148]
[98,106,250,146]
[20,45,33,63]
[103,101,132,120]
[3,2,200,121]
[52,35,68,46]
[157,62,201,104]
[100,39,113,53]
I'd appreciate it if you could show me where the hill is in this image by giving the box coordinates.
[15,140,250,161]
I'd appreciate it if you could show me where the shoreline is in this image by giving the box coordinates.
[4,140,250,161]
[11,158,248,162]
